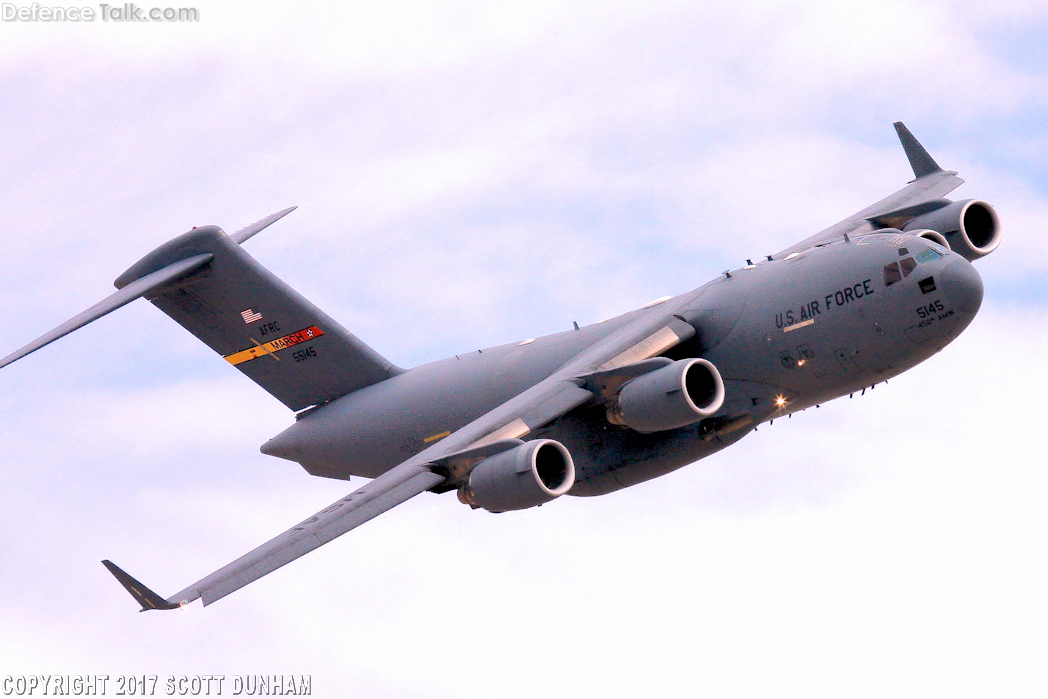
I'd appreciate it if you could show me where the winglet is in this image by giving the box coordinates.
[894,122,942,180]
[102,560,180,612]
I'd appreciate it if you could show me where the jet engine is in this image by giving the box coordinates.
[459,440,575,513]
[903,199,1001,261]
[607,358,725,433]
[906,228,950,249]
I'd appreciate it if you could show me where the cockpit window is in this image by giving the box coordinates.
[885,245,943,287]
[883,262,902,286]
[900,257,917,277]
[915,248,942,264]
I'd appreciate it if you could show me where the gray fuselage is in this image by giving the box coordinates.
[263,232,983,496]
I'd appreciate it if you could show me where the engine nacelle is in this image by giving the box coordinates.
[460,440,575,513]
[607,358,725,433]
[903,199,1001,261]
[907,228,950,249]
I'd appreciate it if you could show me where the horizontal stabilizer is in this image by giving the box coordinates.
[0,253,213,370]
[231,206,297,244]
[101,560,180,612]
[894,121,942,179]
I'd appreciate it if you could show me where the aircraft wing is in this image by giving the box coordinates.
[104,307,698,610]
[774,122,965,258]
[135,463,445,609]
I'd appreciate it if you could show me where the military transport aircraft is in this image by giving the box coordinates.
[0,123,997,611]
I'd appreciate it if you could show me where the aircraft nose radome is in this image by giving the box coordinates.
[940,257,984,316]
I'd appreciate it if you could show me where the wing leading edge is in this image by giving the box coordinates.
[104,307,698,610]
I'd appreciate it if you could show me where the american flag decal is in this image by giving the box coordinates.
[240,309,263,324]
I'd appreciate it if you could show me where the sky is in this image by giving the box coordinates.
[1,1,1046,697]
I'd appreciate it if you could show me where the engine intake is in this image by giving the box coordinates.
[908,228,950,249]
[460,440,575,513]
[607,358,725,433]
[903,199,1001,261]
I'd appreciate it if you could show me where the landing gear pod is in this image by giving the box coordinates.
[607,358,725,433]
[904,199,1001,261]
[459,440,575,513]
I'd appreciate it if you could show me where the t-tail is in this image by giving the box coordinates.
[0,207,401,411]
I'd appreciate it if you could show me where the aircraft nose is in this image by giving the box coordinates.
[938,256,984,316]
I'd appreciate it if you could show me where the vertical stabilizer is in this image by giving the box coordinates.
[116,226,401,411]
